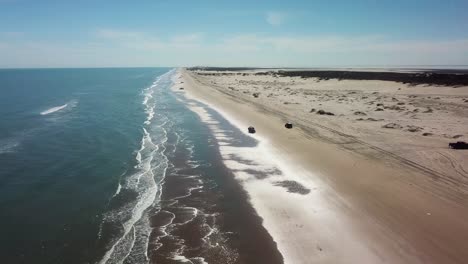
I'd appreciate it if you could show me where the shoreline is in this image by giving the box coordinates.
[146,71,284,264]
[175,68,468,263]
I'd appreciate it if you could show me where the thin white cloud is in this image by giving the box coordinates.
[363,39,468,53]
[96,29,144,39]
[96,29,166,50]
[96,29,204,50]
[170,33,203,43]
[2,30,468,67]
[266,11,286,26]
[218,34,468,54]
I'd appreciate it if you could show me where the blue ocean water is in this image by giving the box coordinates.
[0,68,283,264]
[0,68,169,263]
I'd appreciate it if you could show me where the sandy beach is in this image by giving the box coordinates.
[173,68,468,264]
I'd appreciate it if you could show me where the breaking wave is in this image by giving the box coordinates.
[97,70,175,264]
[40,100,78,115]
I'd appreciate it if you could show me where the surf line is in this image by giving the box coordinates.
[40,104,68,115]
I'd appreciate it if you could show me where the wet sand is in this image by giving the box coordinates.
[175,68,468,264]
[148,93,283,264]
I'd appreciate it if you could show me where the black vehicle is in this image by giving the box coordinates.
[248,126,256,134]
[449,141,468,149]
[285,122,293,129]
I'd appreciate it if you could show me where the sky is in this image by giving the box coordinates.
[1,0,468,68]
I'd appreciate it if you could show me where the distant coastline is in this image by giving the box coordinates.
[190,67,468,86]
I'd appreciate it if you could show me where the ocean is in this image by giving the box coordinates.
[0,68,282,264]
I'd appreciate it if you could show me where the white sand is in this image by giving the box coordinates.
[191,70,468,185]
[172,69,468,264]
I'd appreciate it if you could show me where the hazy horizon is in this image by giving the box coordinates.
[2,65,468,70]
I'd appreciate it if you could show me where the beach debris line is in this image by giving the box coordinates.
[382,123,402,129]
[356,117,383,122]
[248,126,256,134]
[449,141,468,149]
[285,122,293,129]
[316,109,335,116]
[406,125,423,132]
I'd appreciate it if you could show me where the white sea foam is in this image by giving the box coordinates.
[175,207,199,226]
[40,104,68,115]
[0,138,20,154]
[135,151,142,167]
[99,130,159,264]
[113,183,122,197]
[99,69,176,264]
[171,255,192,262]
[40,100,79,116]
[153,210,176,252]
[120,226,137,263]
